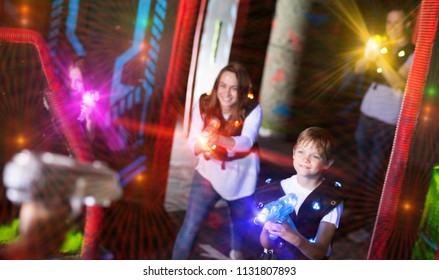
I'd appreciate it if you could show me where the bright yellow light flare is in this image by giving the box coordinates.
[380,47,388,54]
[398,50,406,57]
[366,37,379,52]
[376,67,383,73]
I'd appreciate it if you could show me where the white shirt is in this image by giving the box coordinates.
[188,100,263,200]
[280,175,343,228]
[360,53,414,125]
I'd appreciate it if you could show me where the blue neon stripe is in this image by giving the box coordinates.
[148,48,158,62]
[49,17,61,29]
[52,0,63,7]
[156,3,166,19]
[119,155,147,178]
[146,59,156,73]
[66,0,86,56]
[110,0,151,106]
[151,26,162,41]
[134,87,141,104]
[144,67,155,84]
[49,28,60,40]
[139,81,153,138]
[157,0,167,9]
[120,166,147,187]
[150,37,159,52]
[153,15,164,32]
[51,5,63,18]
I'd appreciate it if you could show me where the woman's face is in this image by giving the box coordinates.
[69,66,84,97]
[217,71,239,113]
[386,10,406,41]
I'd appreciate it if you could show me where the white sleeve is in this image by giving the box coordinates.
[230,104,263,152]
[404,53,414,67]
[322,202,343,228]
[187,101,203,153]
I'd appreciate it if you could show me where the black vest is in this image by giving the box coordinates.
[370,41,415,86]
[255,179,345,260]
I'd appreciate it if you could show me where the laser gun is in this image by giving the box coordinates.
[199,117,221,160]
[199,118,221,147]
[78,90,100,122]
[2,150,122,217]
[255,192,298,240]
[365,35,388,60]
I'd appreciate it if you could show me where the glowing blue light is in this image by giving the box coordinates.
[312,201,321,210]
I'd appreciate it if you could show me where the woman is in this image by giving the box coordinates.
[172,63,262,260]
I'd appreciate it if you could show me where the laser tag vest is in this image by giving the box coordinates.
[369,40,415,87]
[255,179,345,260]
[199,93,259,164]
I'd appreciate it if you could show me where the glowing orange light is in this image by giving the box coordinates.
[16,136,25,146]
[402,202,411,211]
[234,120,240,128]
[211,145,217,150]
[135,174,144,182]
[247,92,254,99]
[20,5,30,14]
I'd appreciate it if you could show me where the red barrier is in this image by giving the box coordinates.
[0,27,101,259]
[368,1,439,259]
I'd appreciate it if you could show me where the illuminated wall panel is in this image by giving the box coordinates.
[46,0,178,201]
[411,166,439,259]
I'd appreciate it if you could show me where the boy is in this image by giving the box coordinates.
[259,127,344,259]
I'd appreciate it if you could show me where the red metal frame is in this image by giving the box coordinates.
[368,0,439,259]
[0,27,101,259]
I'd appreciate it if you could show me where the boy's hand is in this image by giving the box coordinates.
[264,220,297,240]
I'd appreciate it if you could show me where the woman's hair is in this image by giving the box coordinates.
[70,55,94,91]
[202,62,253,135]
[294,127,335,164]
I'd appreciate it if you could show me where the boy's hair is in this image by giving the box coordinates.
[294,127,335,164]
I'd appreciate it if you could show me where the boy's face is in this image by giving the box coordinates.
[293,142,332,178]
